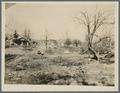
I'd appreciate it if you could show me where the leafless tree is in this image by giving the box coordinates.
[45,29,48,50]
[24,29,31,40]
[75,11,113,60]
[24,29,27,38]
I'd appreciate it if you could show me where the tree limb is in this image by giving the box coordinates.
[94,36,110,45]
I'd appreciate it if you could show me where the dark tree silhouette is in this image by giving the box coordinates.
[13,30,19,39]
[64,38,72,47]
[73,40,81,47]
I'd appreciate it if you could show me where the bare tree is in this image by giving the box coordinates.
[45,29,48,50]
[24,29,27,39]
[75,11,113,60]
[24,29,31,40]
[27,29,31,41]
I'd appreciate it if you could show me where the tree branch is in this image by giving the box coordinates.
[94,36,110,45]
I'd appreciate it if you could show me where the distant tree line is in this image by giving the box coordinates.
[64,38,81,47]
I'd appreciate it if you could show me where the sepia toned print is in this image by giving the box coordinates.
[2,1,118,91]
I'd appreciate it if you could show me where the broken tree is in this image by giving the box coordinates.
[75,11,113,60]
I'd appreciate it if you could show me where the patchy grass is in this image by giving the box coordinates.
[5,47,115,86]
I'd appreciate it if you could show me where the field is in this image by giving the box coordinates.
[5,47,115,86]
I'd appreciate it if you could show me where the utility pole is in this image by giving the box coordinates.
[28,29,31,40]
[45,29,48,50]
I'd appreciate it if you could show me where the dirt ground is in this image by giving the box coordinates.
[5,47,115,86]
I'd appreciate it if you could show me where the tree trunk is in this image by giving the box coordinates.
[88,46,98,60]
[88,36,98,61]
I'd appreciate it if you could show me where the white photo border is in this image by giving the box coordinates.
[1,1,119,92]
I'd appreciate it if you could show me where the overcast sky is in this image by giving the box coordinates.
[5,2,115,41]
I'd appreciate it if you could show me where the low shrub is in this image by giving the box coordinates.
[5,54,17,62]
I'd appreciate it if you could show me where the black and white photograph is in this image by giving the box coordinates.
[1,1,119,91]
